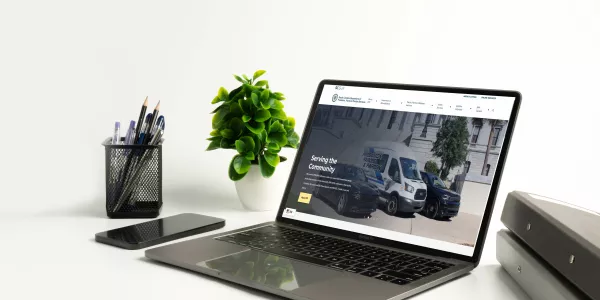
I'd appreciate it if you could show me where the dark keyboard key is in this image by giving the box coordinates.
[328,257,344,262]
[368,266,387,273]
[396,268,425,278]
[301,250,317,256]
[307,246,319,251]
[374,274,395,282]
[379,257,394,263]
[315,254,330,259]
[338,248,353,253]
[295,243,307,248]
[354,263,369,269]
[371,261,389,268]
[420,267,440,275]
[391,278,410,285]
[318,249,333,255]
[347,267,364,273]
[314,242,328,247]
[329,263,351,270]
[352,251,367,256]
[360,271,378,277]
[366,254,378,260]
[383,270,420,281]
[344,255,359,260]
[288,248,302,253]
[356,258,375,264]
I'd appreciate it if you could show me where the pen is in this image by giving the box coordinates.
[124,120,135,145]
[112,122,121,145]
[149,115,164,141]
[143,101,160,145]
[134,97,148,142]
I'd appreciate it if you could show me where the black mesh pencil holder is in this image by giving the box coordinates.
[102,138,162,218]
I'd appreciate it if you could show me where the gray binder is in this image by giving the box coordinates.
[500,191,600,300]
[497,229,588,300]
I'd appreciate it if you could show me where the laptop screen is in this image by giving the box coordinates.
[280,84,516,256]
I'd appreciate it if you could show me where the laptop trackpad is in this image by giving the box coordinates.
[197,249,340,291]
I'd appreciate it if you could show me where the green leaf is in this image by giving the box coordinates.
[271,99,284,110]
[235,140,246,154]
[220,138,234,149]
[229,156,248,181]
[229,86,244,101]
[267,142,280,153]
[206,136,221,141]
[268,120,285,133]
[251,93,260,107]
[268,132,288,147]
[257,129,268,144]
[229,118,244,138]
[264,151,280,167]
[283,117,295,131]
[209,129,220,137]
[252,133,262,153]
[234,74,245,84]
[244,121,265,135]
[218,87,229,102]
[259,154,275,178]
[280,156,288,163]
[220,129,235,139]
[260,89,270,102]
[243,74,250,82]
[206,139,221,151]
[287,131,300,148]
[233,155,251,174]
[242,114,252,122]
[239,99,252,114]
[260,100,271,110]
[244,151,255,161]
[230,102,243,117]
[273,92,285,100]
[239,136,255,153]
[254,109,271,122]
[255,80,268,87]
[212,105,230,129]
[211,104,224,113]
[253,70,266,81]
[270,109,287,120]
[211,95,221,104]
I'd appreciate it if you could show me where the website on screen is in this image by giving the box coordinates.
[282,84,515,256]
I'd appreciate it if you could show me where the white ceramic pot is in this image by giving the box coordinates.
[234,161,292,211]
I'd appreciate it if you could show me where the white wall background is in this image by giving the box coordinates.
[1,0,599,231]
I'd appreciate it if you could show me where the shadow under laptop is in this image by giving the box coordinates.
[138,256,284,300]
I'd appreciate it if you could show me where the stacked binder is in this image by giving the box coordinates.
[497,191,599,300]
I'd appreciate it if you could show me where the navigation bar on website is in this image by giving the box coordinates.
[320,85,514,120]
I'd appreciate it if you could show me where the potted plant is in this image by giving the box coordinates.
[206,70,300,211]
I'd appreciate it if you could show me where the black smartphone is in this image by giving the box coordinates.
[95,213,225,250]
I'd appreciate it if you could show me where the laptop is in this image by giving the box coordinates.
[146,80,521,300]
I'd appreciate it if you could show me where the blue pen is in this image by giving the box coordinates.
[112,121,121,145]
[149,115,164,140]
[124,120,136,145]
[137,113,153,144]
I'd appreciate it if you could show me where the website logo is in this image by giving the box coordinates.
[332,94,338,102]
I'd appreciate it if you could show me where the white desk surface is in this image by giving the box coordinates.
[1,196,530,300]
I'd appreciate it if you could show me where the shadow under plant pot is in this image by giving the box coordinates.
[234,160,291,211]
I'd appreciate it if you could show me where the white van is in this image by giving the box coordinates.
[357,141,428,215]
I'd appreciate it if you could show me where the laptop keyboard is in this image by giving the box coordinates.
[215,225,454,285]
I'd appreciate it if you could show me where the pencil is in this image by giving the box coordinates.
[134,97,148,142]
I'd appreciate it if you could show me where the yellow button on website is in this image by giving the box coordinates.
[298,192,312,204]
